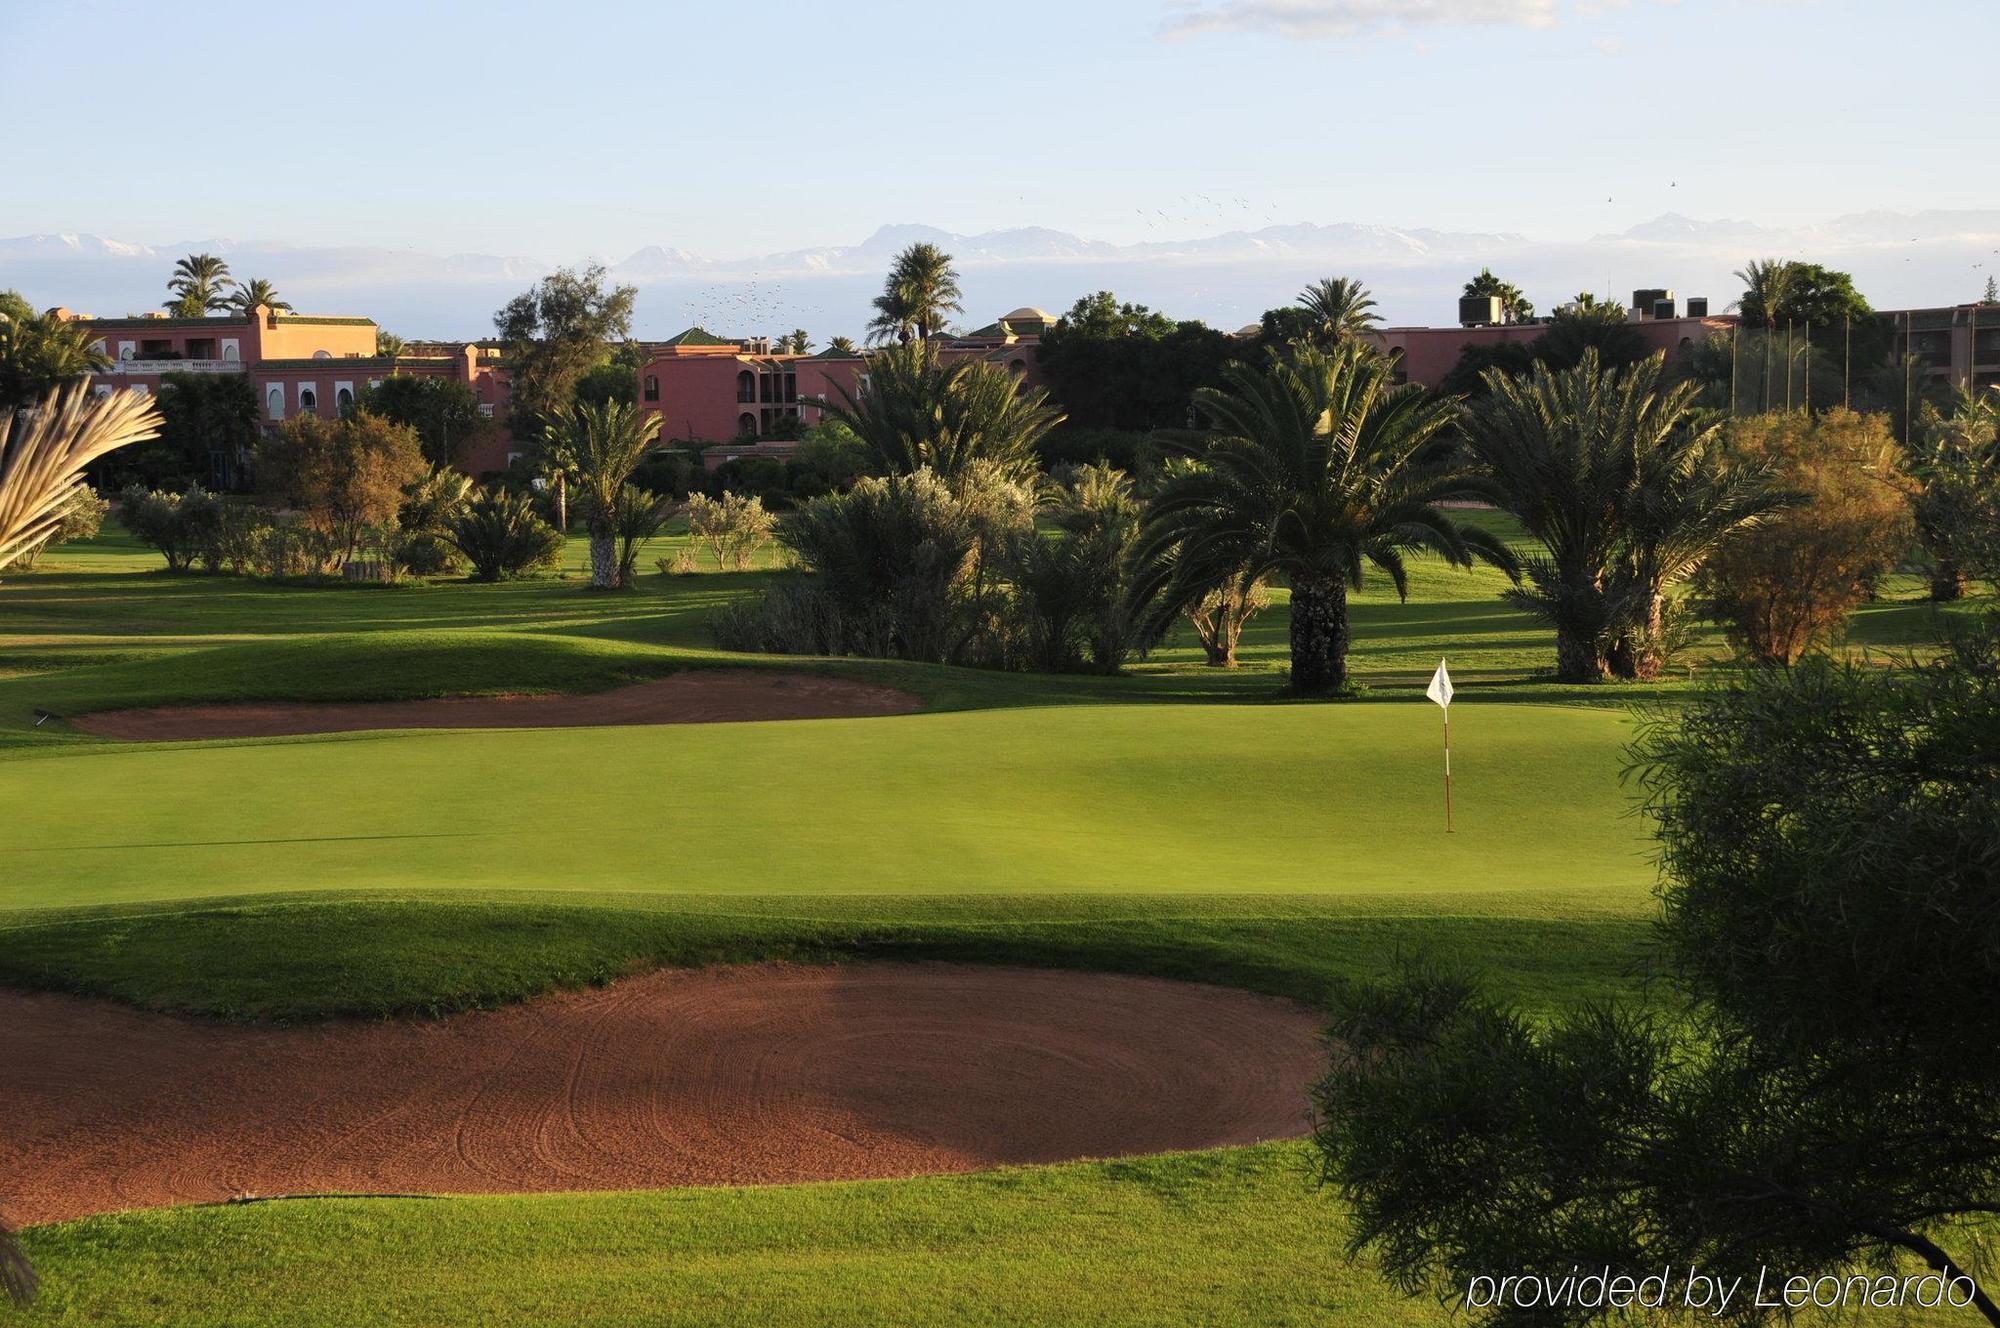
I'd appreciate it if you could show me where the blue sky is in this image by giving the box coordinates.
[1,0,1991,260]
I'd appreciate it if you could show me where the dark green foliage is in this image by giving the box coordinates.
[1535,302,1650,371]
[867,242,963,344]
[1033,292,1241,430]
[1012,465,1149,674]
[358,375,485,468]
[1437,340,1539,399]
[494,263,637,431]
[444,488,563,581]
[817,339,1062,482]
[0,300,107,414]
[113,372,261,492]
[1036,426,1161,474]
[1315,628,2000,1327]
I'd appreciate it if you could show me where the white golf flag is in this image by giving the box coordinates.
[1427,658,1453,709]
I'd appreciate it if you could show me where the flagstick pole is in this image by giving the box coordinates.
[1443,712,1453,834]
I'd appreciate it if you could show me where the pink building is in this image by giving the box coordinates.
[636,309,1055,470]
[61,306,511,482]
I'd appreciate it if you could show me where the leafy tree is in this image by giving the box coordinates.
[866,243,962,344]
[1461,351,1785,681]
[1985,275,1998,305]
[541,398,659,589]
[1314,624,2000,1327]
[444,487,563,581]
[1034,291,1240,430]
[817,339,1062,483]
[1699,409,1914,664]
[117,484,224,572]
[357,375,484,469]
[575,340,645,408]
[1136,342,1514,696]
[255,412,428,571]
[1,386,160,570]
[1437,339,1538,399]
[0,304,108,413]
[164,253,234,317]
[120,372,260,491]
[227,278,292,313]
[1905,386,2000,599]
[685,490,776,571]
[494,263,637,430]
[1536,300,1648,371]
[1462,267,1534,323]
[1733,258,1871,330]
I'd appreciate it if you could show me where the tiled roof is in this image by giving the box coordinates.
[660,327,739,347]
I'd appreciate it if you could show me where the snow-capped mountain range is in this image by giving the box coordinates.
[5,210,1996,341]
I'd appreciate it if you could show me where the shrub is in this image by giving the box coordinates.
[395,468,475,577]
[444,488,563,582]
[684,490,776,572]
[12,484,107,569]
[118,484,222,572]
[1011,464,1148,673]
[255,411,428,572]
[1182,571,1270,666]
[1698,409,1913,665]
[606,484,667,586]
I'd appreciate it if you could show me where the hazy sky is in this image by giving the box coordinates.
[1,0,1991,259]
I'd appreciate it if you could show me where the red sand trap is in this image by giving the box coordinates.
[0,964,1325,1224]
[69,670,922,741]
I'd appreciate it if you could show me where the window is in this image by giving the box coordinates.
[644,375,659,402]
[312,349,331,360]
[478,404,495,418]
[267,386,284,419]
[334,383,354,413]
[1008,359,1025,375]
[736,370,755,403]
[299,386,318,414]
[90,339,107,356]
[117,341,135,361]
[221,340,240,363]
[737,412,757,437]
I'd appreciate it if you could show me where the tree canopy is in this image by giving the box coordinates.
[493,263,637,430]
[1034,291,1240,431]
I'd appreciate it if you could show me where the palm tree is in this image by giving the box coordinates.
[165,253,234,317]
[1460,350,1783,682]
[817,339,1062,483]
[1462,268,1535,324]
[228,277,292,313]
[1731,258,1797,330]
[2,383,162,570]
[0,308,110,413]
[1135,342,1515,696]
[825,335,859,357]
[866,243,963,344]
[542,398,660,589]
[375,331,408,358]
[1297,276,1380,346]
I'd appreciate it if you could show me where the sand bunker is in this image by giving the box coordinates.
[0,963,1325,1224]
[69,670,921,741]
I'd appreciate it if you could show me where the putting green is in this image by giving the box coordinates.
[0,702,1646,912]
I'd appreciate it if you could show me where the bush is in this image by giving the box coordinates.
[444,488,564,582]
[255,411,428,572]
[395,467,475,576]
[709,455,788,505]
[685,491,775,572]
[1698,409,1913,665]
[1010,464,1149,673]
[118,484,223,572]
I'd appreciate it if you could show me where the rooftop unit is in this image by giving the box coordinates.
[1632,288,1675,320]
[1458,294,1503,328]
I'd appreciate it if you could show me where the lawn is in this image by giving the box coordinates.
[0,521,1985,1326]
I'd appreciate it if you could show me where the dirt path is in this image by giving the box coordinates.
[0,964,1326,1224]
[69,670,922,741]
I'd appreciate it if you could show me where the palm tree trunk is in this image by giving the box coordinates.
[1555,626,1606,684]
[1289,574,1350,696]
[1930,559,1966,602]
[588,530,616,589]
[1608,589,1667,681]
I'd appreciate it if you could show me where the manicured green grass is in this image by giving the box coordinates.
[0,520,1981,1327]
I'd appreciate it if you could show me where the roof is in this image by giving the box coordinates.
[1001,306,1053,324]
[271,314,377,327]
[810,345,863,359]
[660,327,739,347]
[959,322,1005,339]
[80,314,253,329]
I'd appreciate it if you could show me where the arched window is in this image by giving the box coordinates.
[312,349,331,360]
[736,370,755,403]
[644,375,659,402]
[299,387,318,414]
[737,413,757,437]
[266,386,284,419]
[335,386,354,413]
[1008,358,1026,375]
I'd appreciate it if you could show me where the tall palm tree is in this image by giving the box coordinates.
[2,382,162,570]
[165,253,234,317]
[818,339,1062,483]
[542,398,660,589]
[1461,350,1784,682]
[228,277,292,313]
[866,243,963,344]
[0,308,110,413]
[1731,257,1797,330]
[1462,268,1535,324]
[1135,342,1515,696]
[1297,276,1380,346]
[825,335,859,357]
[375,331,408,358]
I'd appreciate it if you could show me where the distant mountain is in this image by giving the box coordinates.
[6,210,1997,340]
